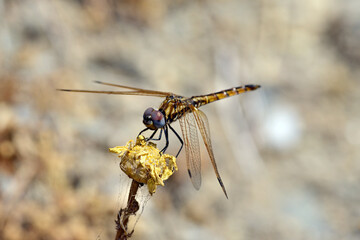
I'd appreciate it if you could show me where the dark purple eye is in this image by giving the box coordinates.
[143,107,154,120]
[143,107,165,129]
[151,110,165,128]
[151,111,163,121]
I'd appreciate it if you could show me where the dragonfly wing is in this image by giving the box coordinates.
[57,89,170,97]
[94,81,173,96]
[179,112,202,190]
[58,81,174,97]
[192,108,228,198]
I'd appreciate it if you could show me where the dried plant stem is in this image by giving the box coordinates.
[115,180,140,240]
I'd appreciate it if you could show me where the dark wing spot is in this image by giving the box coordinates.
[57,89,71,92]
[217,177,224,187]
[188,169,192,178]
[218,177,229,199]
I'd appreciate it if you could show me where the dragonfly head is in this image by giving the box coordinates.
[143,107,166,130]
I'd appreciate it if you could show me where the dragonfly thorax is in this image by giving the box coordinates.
[143,107,166,130]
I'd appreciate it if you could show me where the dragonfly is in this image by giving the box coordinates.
[58,81,261,198]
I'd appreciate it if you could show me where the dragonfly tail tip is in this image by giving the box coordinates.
[245,84,261,90]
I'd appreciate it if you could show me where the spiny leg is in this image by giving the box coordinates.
[147,128,163,141]
[168,124,183,157]
[160,125,169,153]
[138,127,150,137]
[146,129,158,141]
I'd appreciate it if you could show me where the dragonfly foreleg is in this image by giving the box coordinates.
[138,127,150,136]
[168,124,183,157]
[147,129,163,141]
[146,129,158,141]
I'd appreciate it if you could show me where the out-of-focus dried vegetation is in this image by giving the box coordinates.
[1,0,360,240]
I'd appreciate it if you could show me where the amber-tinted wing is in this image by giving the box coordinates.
[57,81,173,97]
[179,112,202,190]
[191,107,228,198]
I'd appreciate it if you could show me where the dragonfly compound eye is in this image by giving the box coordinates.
[143,107,154,120]
[143,107,154,127]
[151,110,165,128]
[143,107,165,129]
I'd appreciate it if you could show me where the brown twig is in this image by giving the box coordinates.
[115,180,140,240]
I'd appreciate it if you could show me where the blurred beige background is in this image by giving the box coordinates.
[1,0,360,239]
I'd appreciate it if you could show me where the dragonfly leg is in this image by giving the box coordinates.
[168,124,183,157]
[160,126,169,153]
[146,129,158,141]
[138,127,150,137]
[148,128,163,141]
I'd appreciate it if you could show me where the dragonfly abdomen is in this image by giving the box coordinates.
[160,84,260,124]
[192,84,260,108]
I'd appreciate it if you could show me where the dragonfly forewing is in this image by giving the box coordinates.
[58,81,173,97]
[179,112,202,190]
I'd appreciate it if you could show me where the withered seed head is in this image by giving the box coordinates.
[109,135,177,194]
